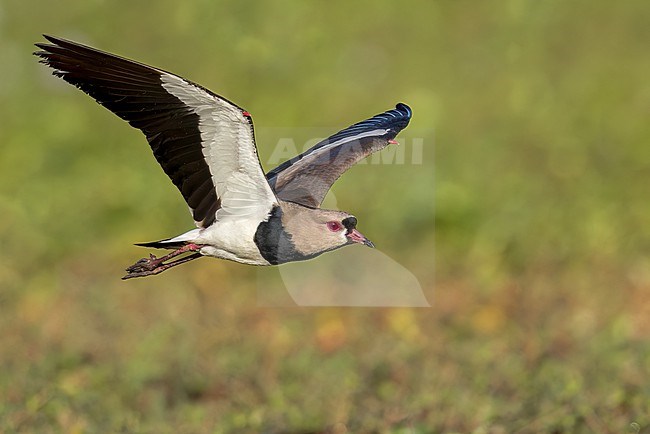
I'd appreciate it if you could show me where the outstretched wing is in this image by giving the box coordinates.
[34,35,277,228]
[266,103,412,208]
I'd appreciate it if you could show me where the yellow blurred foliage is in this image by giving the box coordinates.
[471,304,507,335]
[316,311,348,353]
[386,308,423,342]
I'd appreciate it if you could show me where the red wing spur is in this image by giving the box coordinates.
[34,35,412,279]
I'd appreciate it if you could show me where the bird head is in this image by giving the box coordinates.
[279,203,374,262]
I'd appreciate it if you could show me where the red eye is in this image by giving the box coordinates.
[327,221,343,232]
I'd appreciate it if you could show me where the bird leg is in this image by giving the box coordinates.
[122,243,203,280]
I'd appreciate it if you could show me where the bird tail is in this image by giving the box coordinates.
[135,229,201,250]
[134,239,187,249]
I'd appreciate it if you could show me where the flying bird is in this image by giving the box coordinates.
[34,36,412,279]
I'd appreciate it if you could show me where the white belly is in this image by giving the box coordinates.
[192,219,271,266]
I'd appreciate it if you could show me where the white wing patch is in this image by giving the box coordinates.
[160,74,277,223]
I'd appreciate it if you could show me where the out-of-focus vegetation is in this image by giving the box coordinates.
[1,1,649,432]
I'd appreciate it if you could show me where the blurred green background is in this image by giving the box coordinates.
[1,0,649,432]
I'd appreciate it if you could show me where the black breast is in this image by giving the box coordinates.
[254,205,319,265]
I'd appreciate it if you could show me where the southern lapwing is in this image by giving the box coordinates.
[34,36,412,279]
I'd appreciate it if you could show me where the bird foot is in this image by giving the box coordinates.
[122,254,167,279]
[122,244,203,280]
[126,254,161,272]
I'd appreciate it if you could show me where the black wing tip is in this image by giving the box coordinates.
[395,102,412,119]
[33,35,74,61]
[382,103,412,135]
[40,34,56,44]
[33,35,55,57]
[37,34,83,48]
[34,34,64,50]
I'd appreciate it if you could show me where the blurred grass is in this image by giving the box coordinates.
[1,0,650,432]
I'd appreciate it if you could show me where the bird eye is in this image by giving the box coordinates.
[327,221,343,232]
